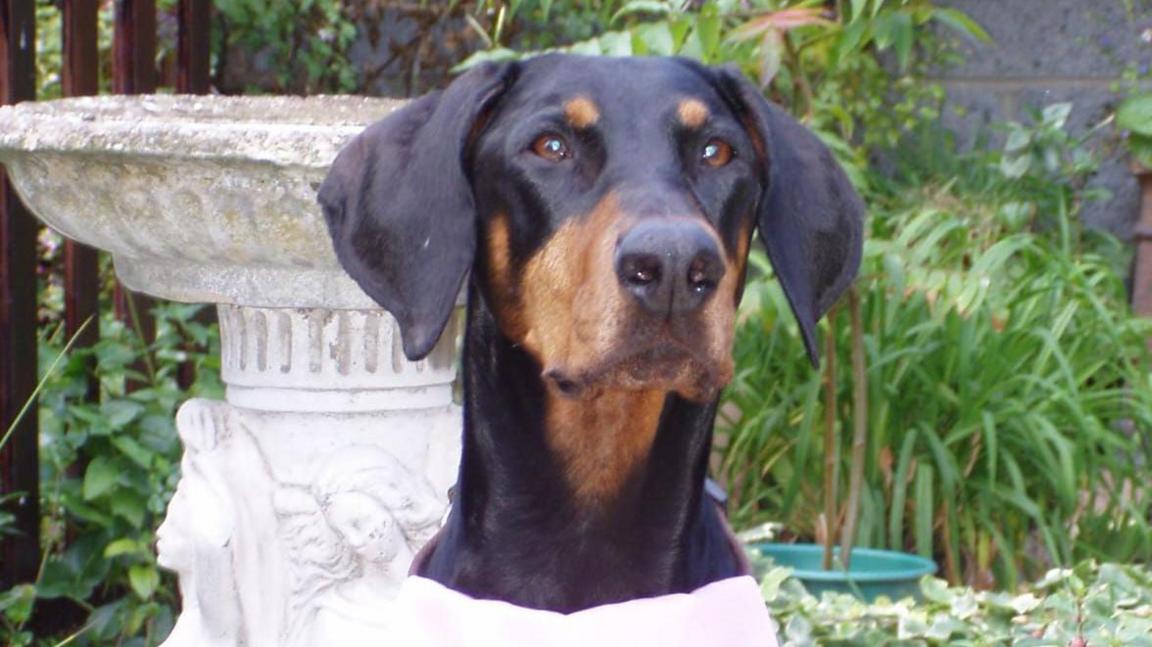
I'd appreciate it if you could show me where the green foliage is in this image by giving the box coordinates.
[721,107,1152,589]
[1117,91,1152,168]
[1,303,221,646]
[459,0,986,181]
[762,560,1152,645]
[215,0,359,93]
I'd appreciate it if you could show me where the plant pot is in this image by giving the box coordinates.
[750,543,936,602]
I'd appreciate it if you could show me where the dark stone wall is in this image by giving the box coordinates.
[936,0,1152,238]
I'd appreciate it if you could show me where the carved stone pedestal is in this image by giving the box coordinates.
[0,95,455,645]
[161,306,459,646]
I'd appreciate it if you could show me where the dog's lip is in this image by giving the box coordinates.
[542,333,722,400]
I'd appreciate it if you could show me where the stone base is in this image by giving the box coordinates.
[157,305,461,646]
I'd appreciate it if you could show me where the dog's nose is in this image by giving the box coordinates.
[615,220,725,315]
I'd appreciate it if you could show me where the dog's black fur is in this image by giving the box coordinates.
[319,54,863,613]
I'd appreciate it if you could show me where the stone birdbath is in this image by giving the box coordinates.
[0,95,461,646]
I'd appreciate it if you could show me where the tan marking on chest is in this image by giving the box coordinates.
[546,389,667,505]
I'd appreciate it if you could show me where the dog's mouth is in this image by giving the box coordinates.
[542,333,733,402]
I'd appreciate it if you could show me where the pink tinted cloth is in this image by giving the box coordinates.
[389,575,780,646]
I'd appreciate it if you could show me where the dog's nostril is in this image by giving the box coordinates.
[686,254,722,293]
[687,263,711,292]
[619,254,663,287]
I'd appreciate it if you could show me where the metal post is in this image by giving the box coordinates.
[62,0,101,401]
[0,0,39,591]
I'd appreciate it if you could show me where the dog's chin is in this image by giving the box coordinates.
[543,342,733,403]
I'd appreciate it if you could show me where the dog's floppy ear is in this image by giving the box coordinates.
[319,62,518,360]
[715,67,864,366]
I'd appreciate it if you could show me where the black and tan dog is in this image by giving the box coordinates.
[319,54,863,614]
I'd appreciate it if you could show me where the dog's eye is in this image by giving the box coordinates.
[701,138,733,168]
[531,134,571,162]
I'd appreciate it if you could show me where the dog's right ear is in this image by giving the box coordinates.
[319,62,518,361]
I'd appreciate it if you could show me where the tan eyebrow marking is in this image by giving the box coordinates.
[564,96,601,129]
[677,98,710,129]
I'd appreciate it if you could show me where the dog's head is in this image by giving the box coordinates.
[320,55,863,402]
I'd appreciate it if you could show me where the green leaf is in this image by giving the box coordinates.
[758,30,784,87]
[83,456,120,501]
[1000,154,1031,179]
[890,12,914,71]
[0,584,36,624]
[760,566,794,602]
[128,564,159,600]
[451,48,520,73]
[111,435,153,470]
[931,8,991,43]
[1116,93,1152,136]
[632,21,675,56]
[914,463,935,558]
[103,399,145,428]
[610,0,673,25]
[1042,103,1072,129]
[110,490,147,527]
[104,538,142,559]
[695,3,722,61]
[569,38,602,56]
[849,0,869,23]
[1004,127,1031,154]
[1129,134,1152,170]
[598,31,633,56]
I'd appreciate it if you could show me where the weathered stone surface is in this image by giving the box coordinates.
[0,95,404,308]
[938,0,1152,79]
[935,0,1152,239]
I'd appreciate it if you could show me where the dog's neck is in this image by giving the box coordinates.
[419,285,742,612]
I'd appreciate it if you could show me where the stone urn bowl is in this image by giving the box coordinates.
[0,95,461,647]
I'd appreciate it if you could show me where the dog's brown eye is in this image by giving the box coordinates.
[701,138,733,167]
[531,134,570,162]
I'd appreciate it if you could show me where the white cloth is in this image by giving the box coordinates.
[389,575,780,646]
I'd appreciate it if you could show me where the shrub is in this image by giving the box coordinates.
[720,108,1152,588]
[761,560,1152,645]
[1,303,220,646]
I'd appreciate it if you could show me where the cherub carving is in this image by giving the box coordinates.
[274,445,444,645]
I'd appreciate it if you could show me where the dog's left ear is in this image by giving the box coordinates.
[319,62,518,360]
[715,67,864,366]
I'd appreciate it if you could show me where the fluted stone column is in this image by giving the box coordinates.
[0,95,458,645]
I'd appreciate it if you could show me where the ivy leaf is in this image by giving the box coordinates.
[83,456,120,501]
[1124,132,1152,169]
[112,436,153,470]
[1000,154,1031,179]
[128,564,159,601]
[104,538,142,559]
[104,399,145,429]
[110,491,147,527]
[1119,94,1152,137]
[1042,103,1072,129]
